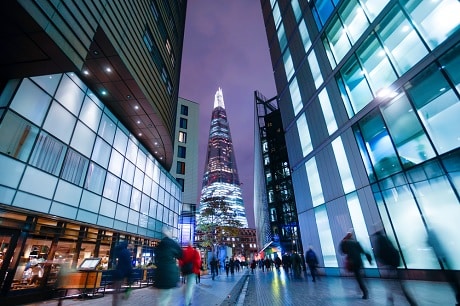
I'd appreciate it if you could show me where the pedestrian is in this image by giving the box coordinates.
[225,257,230,276]
[112,241,133,306]
[154,226,183,306]
[340,230,372,300]
[179,241,201,306]
[210,256,218,280]
[305,246,319,282]
[250,259,256,273]
[229,257,235,275]
[427,228,459,306]
[372,229,417,306]
[291,251,302,279]
[282,252,291,274]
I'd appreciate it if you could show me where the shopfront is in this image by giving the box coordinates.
[0,207,159,303]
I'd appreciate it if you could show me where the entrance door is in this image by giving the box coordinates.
[0,228,20,295]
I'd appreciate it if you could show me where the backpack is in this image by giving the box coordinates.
[376,234,400,267]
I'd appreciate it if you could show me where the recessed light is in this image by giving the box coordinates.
[93,50,99,55]
[101,90,107,95]
[83,70,89,75]
[127,95,131,99]
[138,133,142,136]
[137,120,141,124]
[134,105,139,110]
[106,67,112,72]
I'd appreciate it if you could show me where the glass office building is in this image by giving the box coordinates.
[0,0,186,301]
[260,0,460,279]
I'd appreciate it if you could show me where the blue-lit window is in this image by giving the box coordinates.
[338,0,369,44]
[61,148,88,186]
[178,131,187,143]
[323,16,351,67]
[405,63,460,154]
[308,50,323,88]
[180,105,189,116]
[177,146,186,158]
[305,157,324,206]
[85,162,105,194]
[292,0,302,22]
[179,117,187,129]
[297,114,312,157]
[299,20,312,54]
[315,206,338,267]
[283,49,294,83]
[332,137,355,193]
[277,24,288,53]
[30,132,67,176]
[318,88,337,135]
[402,0,460,50]
[377,6,428,76]
[313,0,335,30]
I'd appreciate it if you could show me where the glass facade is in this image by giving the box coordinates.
[261,0,460,278]
[0,73,181,237]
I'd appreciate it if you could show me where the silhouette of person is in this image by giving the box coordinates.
[154,226,183,306]
[112,241,132,306]
[210,256,218,280]
[372,229,417,306]
[291,251,302,279]
[340,230,372,300]
[179,241,201,306]
[305,246,319,282]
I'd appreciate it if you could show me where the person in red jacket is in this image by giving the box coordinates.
[179,241,201,306]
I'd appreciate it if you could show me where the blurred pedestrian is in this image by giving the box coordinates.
[340,230,372,300]
[210,256,218,280]
[427,228,459,306]
[373,229,417,306]
[250,259,256,273]
[291,251,302,279]
[305,246,319,282]
[112,241,133,306]
[154,226,183,306]
[179,241,201,306]
[282,252,291,274]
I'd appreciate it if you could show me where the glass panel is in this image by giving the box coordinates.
[0,111,39,162]
[0,155,26,189]
[308,50,323,88]
[332,137,355,193]
[339,56,373,113]
[411,175,460,269]
[402,0,460,49]
[339,0,368,43]
[318,88,337,135]
[122,160,135,185]
[133,167,144,191]
[71,121,95,158]
[10,78,52,126]
[84,162,105,194]
[283,50,294,81]
[405,64,460,154]
[359,112,402,179]
[305,157,324,206]
[315,206,338,267]
[54,74,84,116]
[299,20,312,53]
[60,148,88,186]
[292,0,302,22]
[354,127,376,182]
[92,137,111,168]
[346,193,374,268]
[325,16,351,64]
[126,139,138,163]
[113,128,128,155]
[80,96,102,132]
[54,180,82,207]
[103,172,120,202]
[297,114,312,156]
[43,101,76,144]
[360,0,389,21]
[131,188,141,211]
[118,181,132,207]
[316,0,334,27]
[277,24,287,53]
[381,94,436,168]
[378,7,428,76]
[30,132,67,176]
[439,43,460,92]
[30,74,61,96]
[98,113,116,145]
[381,184,437,269]
[108,149,124,177]
[357,35,397,95]
[290,78,302,116]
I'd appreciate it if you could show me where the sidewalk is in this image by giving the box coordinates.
[23,269,248,306]
[240,268,457,306]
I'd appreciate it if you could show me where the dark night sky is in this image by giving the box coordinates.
[178,1,276,228]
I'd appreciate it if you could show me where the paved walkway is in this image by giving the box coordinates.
[23,268,458,306]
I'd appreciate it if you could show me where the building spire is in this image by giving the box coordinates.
[214,87,225,109]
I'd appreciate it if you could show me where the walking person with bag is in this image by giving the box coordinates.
[340,229,372,300]
[179,241,201,306]
[305,246,319,282]
[373,229,418,306]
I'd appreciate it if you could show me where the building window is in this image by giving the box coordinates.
[179,117,188,129]
[180,105,188,116]
[178,131,187,143]
[176,178,184,192]
[176,161,185,174]
[177,146,186,158]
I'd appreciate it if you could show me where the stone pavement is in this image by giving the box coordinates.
[23,269,249,306]
[23,268,458,306]
[240,268,457,306]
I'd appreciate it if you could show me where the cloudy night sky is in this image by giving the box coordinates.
[179,1,276,228]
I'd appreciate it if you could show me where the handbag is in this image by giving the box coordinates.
[181,262,193,275]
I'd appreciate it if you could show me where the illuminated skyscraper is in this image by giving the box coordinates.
[198,88,248,228]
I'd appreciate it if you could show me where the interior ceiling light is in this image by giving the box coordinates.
[105,67,112,72]
[83,70,89,75]
[101,90,107,95]
[134,105,139,110]
[138,133,142,136]
[137,120,141,124]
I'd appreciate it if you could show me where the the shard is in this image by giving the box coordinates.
[198,88,248,228]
